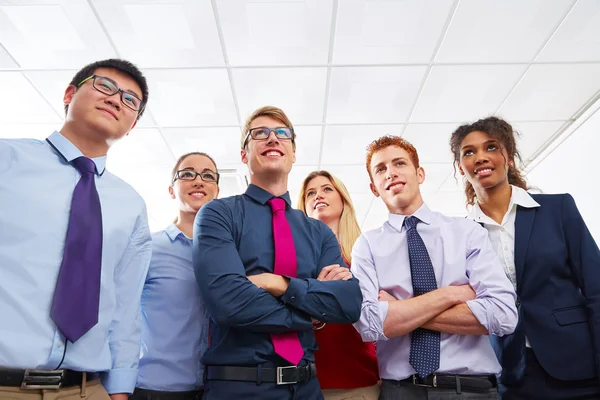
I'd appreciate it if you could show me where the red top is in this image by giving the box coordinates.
[313,255,379,389]
[313,323,379,389]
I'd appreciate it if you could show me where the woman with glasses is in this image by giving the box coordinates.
[131,152,220,400]
[298,171,380,400]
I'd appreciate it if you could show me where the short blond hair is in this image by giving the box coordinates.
[240,106,296,150]
[297,170,362,264]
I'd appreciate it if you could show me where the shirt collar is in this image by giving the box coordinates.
[46,131,107,176]
[387,202,432,232]
[469,185,540,220]
[165,224,190,242]
[245,184,292,208]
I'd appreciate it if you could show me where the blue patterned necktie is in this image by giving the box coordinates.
[50,156,103,342]
[405,216,440,378]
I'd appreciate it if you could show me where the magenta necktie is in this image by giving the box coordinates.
[50,156,103,342]
[268,198,304,365]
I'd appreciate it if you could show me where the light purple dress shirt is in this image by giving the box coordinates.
[352,203,517,381]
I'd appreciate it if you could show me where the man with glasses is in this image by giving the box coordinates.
[193,106,362,399]
[0,59,152,400]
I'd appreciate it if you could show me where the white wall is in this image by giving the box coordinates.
[527,107,599,241]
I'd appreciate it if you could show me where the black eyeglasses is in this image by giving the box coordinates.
[242,127,295,148]
[78,75,145,112]
[173,169,220,184]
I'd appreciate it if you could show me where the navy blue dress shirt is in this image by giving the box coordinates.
[193,184,362,367]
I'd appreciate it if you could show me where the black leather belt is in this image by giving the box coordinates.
[0,368,99,390]
[400,374,497,392]
[206,363,317,385]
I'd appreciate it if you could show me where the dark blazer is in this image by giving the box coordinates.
[492,193,600,384]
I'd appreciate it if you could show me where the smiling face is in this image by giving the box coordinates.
[63,67,141,143]
[241,115,296,181]
[304,175,344,226]
[369,145,425,215]
[458,130,511,192]
[169,154,219,214]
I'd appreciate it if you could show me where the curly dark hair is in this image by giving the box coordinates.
[449,116,528,205]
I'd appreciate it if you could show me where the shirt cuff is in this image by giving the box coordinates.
[101,367,138,394]
[280,277,307,307]
[465,299,490,333]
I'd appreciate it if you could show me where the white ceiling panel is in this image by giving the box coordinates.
[420,163,452,194]
[321,124,403,165]
[320,164,371,195]
[410,65,527,123]
[233,67,327,125]
[498,63,600,121]
[333,0,454,64]
[361,197,389,231]
[161,126,243,169]
[537,0,600,62]
[327,66,427,124]
[92,0,224,68]
[0,43,17,68]
[402,123,459,163]
[217,0,332,66]
[0,1,115,68]
[143,69,237,127]
[511,120,566,163]
[350,193,374,228]
[294,125,323,166]
[107,128,176,229]
[0,72,61,123]
[438,172,463,192]
[436,0,573,63]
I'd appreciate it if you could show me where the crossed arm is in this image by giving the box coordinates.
[352,228,517,342]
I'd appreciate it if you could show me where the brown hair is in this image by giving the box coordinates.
[170,152,218,184]
[297,171,361,264]
[240,105,296,150]
[365,135,420,181]
[449,116,528,205]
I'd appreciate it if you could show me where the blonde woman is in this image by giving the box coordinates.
[298,171,379,400]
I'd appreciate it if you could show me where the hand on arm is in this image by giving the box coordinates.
[194,201,313,333]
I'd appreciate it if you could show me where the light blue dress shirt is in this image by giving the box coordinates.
[137,224,208,391]
[0,131,152,394]
[352,203,518,381]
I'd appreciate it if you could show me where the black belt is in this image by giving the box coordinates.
[133,387,204,400]
[400,374,497,392]
[0,368,99,390]
[206,364,317,385]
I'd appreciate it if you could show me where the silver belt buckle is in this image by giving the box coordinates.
[276,366,297,385]
[412,374,435,387]
[21,369,65,390]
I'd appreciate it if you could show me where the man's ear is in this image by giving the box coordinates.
[63,85,77,107]
[369,182,380,197]
[416,166,425,184]
[241,149,248,165]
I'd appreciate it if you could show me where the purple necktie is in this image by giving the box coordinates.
[268,198,304,365]
[50,156,103,342]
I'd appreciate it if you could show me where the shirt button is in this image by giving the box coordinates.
[290,296,296,302]
[321,313,326,318]
[57,341,64,348]
[515,299,521,307]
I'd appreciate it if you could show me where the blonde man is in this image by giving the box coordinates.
[193,106,361,400]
